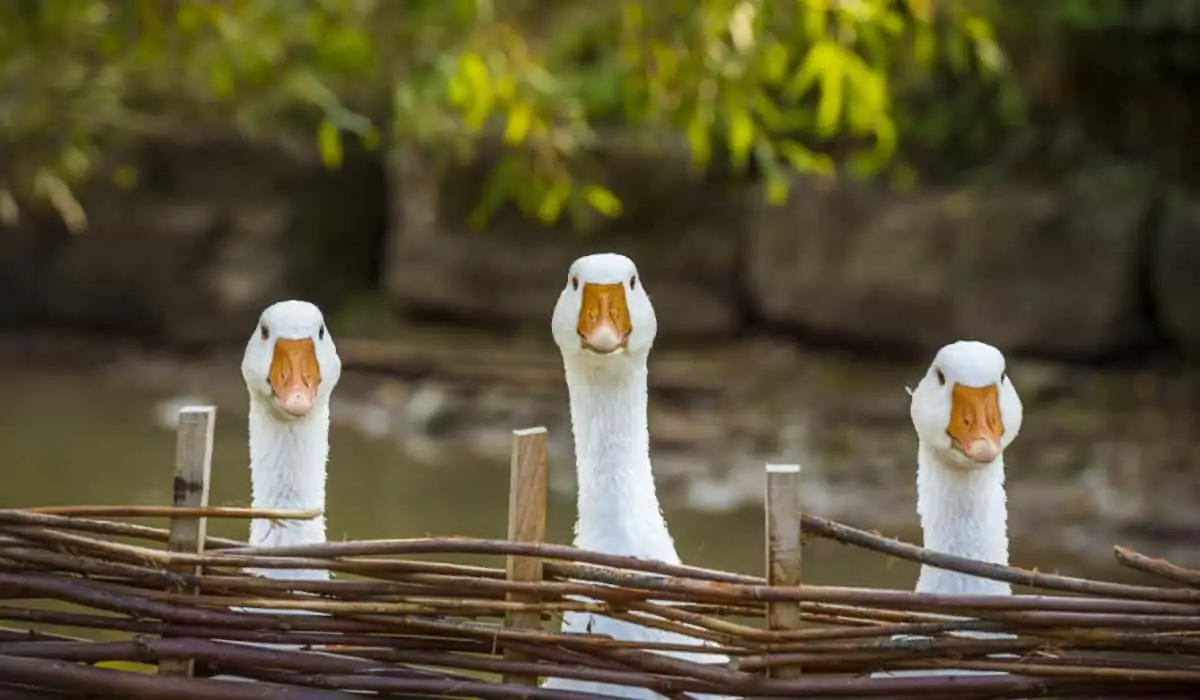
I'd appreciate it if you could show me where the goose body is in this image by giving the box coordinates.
[875,340,1022,679]
[541,254,730,699]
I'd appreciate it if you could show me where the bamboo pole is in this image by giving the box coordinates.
[503,427,550,687]
[764,463,803,680]
[158,405,217,677]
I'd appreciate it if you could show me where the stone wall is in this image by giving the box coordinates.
[0,139,385,346]
[2,137,1198,360]
[744,170,1159,359]
[382,145,748,337]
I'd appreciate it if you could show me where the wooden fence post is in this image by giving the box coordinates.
[764,463,803,680]
[158,406,217,677]
[503,426,549,686]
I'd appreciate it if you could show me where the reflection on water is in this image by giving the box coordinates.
[0,367,1134,595]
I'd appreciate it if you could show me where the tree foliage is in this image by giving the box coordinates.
[0,0,1009,231]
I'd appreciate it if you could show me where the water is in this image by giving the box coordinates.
[0,363,1134,591]
[0,368,908,588]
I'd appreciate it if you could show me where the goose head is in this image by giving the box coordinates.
[551,253,657,362]
[910,340,1022,468]
[241,300,342,419]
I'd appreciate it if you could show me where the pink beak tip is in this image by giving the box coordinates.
[965,438,1001,463]
[583,327,622,353]
[280,392,315,416]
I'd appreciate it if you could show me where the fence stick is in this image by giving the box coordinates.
[764,463,803,679]
[502,426,550,687]
[157,406,217,677]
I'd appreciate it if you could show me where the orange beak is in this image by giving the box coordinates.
[269,339,321,417]
[946,384,1004,463]
[577,283,632,354]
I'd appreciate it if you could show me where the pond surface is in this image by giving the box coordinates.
[0,361,1153,592]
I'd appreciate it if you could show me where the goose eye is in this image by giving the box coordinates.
[935,369,945,386]
[571,276,580,291]
[260,324,270,340]
[629,275,638,290]
[319,325,326,340]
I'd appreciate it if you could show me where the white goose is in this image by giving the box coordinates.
[240,299,342,576]
[213,301,342,673]
[541,254,730,700]
[875,340,1022,679]
[910,340,1022,595]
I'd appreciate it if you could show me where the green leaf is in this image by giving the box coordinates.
[494,75,518,101]
[751,91,785,130]
[726,105,755,171]
[111,165,139,189]
[60,146,91,180]
[976,41,1006,75]
[904,0,934,22]
[847,149,885,177]
[209,61,236,98]
[358,126,381,151]
[765,174,790,206]
[761,41,789,84]
[963,16,994,43]
[582,184,622,218]
[537,179,571,223]
[873,118,897,160]
[473,0,495,23]
[685,116,712,169]
[457,51,495,130]
[815,66,844,137]
[446,73,470,107]
[946,35,969,73]
[175,3,205,31]
[778,140,834,176]
[784,40,834,101]
[503,103,534,145]
[803,3,827,39]
[459,52,491,92]
[464,94,495,132]
[317,119,343,169]
[35,171,86,234]
[754,146,790,206]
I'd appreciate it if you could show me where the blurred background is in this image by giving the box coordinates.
[1,0,1198,587]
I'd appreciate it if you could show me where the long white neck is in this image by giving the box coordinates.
[247,398,331,580]
[563,355,679,564]
[915,443,1010,595]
